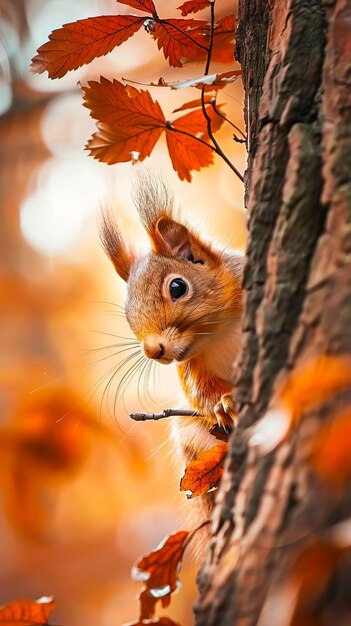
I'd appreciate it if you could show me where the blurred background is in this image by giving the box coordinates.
[0,1,246,624]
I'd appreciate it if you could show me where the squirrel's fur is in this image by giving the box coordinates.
[101,175,244,531]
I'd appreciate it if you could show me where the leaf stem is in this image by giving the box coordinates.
[200,1,244,184]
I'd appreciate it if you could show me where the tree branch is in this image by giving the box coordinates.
[129,408,201,422]
[200,1,244,183]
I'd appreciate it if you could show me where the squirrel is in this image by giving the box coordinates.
[101,178,244,520]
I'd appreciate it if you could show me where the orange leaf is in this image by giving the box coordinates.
[0,387,110,537]
[124,70,241,91]
[180,443,228,497]
[0,597,56,626]
[309,407,351,487]
[30,15,144,79]
[165,104,225,180]
[82,78,166,164]
[177,0,211,16]
[188,14,236,65]
[172,96,212,113]
[278,355,351,424]
[211,14,236,63]
[165,129,213,181]
[151,18,208,67]
[133,530,190,611]
[172,104,225,135]
[117,0,157,14]
[170,128,212,179]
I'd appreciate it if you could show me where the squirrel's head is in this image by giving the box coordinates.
[101,180,242,365]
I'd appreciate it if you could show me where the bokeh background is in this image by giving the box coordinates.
[0,1,246,624]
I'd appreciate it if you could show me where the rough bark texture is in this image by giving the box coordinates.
[195,0,351,624]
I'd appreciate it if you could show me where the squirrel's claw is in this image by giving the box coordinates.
[214,393,238,433]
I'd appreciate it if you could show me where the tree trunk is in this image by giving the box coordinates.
[195,0,351,624]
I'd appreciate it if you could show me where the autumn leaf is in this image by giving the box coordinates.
[0,386,112,537]
[180,443,228,497]
[309,407,351,487]
[124,70,241,91]
[0,597,56,626]
[287,541,349,626]
[211,14,236,63]
[165,130,212,181]
[133,530,190,612]
[172,96,212,113]
[117,0,157,14]
[188,14,236,65]
[166,104,225,180]
[151,18,208,67]
[171,104,225,135]
[251,354,351,453]
[83,78,224,180]
[82,78,165,164]
[177,1,211,16]
[279,355,351,425]
[30,15,144,79]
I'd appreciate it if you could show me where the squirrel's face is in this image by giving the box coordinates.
[101,208,242,365]
[125,251,241,365]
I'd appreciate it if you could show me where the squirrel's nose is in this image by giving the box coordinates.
[143,340,165,360]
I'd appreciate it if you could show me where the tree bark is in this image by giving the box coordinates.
[195,1,351,624]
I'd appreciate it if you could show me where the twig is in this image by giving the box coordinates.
[129,408,201,421]
[200,1,244,183]
[210,100,246,140]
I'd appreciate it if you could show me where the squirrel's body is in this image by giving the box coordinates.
[101,178,244,522]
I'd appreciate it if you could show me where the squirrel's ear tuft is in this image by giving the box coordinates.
[100,212,134,282]
[155,217,215,265]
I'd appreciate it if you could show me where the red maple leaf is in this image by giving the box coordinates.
[30,15,144,79]
[177,0,211,16]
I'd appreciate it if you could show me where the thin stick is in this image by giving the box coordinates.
[129,408,201,422]
[210,100,246,139]
[200,1,244,183]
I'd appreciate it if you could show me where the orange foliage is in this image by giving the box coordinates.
[180,444,228,497]
[83,78,225,180]
[177,1,211,17]
[30,0,242,182]
[0,598,56,626]
[288,541,349,626]
[0,387,112,537]
[277,354,351,424]
[82,78,165,165]
[133,531,190,615]
[30,16,144,79]
[151,19,208,68]
[309,407,351,487]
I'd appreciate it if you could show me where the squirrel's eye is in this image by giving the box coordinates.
[169,278,188,301]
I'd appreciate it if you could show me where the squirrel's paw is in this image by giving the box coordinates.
[214,393,238,433]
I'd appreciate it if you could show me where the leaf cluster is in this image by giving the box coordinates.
[30,0,243,182]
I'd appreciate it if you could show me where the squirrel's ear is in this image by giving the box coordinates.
[154,217,214,265]
[100,213,134,282]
